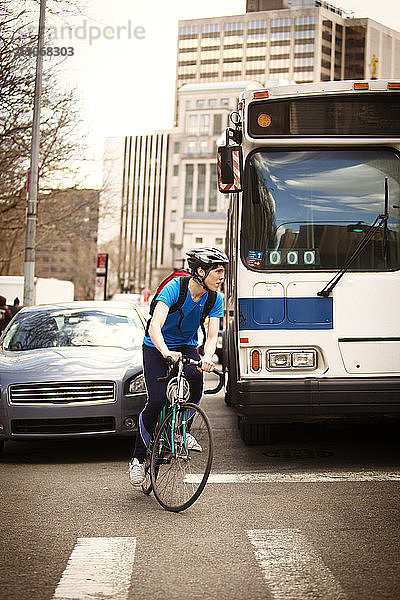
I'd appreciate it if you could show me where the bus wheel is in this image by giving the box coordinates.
[0,441,4,456]
[239,421,272,445]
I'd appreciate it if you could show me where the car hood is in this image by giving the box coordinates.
[0,346,143,380]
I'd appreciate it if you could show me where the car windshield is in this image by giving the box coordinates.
[2,309,144,351]
[241,149,400,271]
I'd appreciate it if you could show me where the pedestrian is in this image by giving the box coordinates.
[128,247,228,485]
[10,297,21,317]
[0,296,13,332]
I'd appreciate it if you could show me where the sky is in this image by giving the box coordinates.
[27,0,400,187]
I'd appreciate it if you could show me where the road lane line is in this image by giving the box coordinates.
[52,537,136,600]
[247,529,347,600]
[185,470,400,483]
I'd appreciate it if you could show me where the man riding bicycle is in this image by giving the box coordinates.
[128,247,228,486]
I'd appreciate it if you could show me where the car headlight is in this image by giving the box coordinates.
[128,374,146,394]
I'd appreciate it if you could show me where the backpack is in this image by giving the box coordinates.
[145,271,217,340]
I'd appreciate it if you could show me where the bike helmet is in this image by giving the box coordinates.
[186,247,229,289]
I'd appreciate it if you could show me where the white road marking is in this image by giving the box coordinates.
[52,537,136,600]
[185,470,400,483]
[247,529,347,600]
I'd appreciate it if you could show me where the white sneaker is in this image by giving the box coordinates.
[185,433,202,452]
[128,458,146,486]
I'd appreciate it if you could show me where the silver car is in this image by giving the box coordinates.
[0,301,148,455]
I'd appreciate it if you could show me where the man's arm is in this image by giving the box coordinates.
[202,316,219,372]
[149,301,181,361]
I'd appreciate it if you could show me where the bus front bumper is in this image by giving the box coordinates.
[235,377,400,421]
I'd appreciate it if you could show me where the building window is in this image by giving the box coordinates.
[248,19,267,29]
[179,25,198,36]
[199,114,210,135]
[202,23,220,34]
[215,238,223,245]
[187,114,198,135]
[295,16,316,25]
[187,141,196,155]
[171,210,177,222]
[271,31,291,42]
[185,165,194,209]
[174,142,180,153]
[208,98,218,107]
[185,100,191,108]
[221,98,229,106]
[173,164,179,176]
[295,29,315,40]
[196,164,206,212]
[195,237,203,244]
[213,113,222,135]
[200,140,208,155]
[171,186,178,199]
[209,164,217,212]
[271,18,291,28]
[224,22,244,33]
[196,99,205,108]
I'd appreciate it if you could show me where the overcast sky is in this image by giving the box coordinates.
[36,0,400,186]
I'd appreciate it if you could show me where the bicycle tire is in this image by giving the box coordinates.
[150,402,213,512]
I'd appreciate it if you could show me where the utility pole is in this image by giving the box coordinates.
[23,0,46,306]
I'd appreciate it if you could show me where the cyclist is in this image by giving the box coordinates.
[128,247,228,486]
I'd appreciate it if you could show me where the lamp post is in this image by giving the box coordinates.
[23,0,46,306]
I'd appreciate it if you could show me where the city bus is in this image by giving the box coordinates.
[217,79,400,444]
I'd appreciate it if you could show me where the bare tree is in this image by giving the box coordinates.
[0,0,88,274]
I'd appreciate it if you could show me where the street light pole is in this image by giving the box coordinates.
[23,0,46,306]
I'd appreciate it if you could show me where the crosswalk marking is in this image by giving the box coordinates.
[185,470,400,483]
[247,529,347,600]
[52,537,136,600]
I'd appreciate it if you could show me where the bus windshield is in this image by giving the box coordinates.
[241,149,400,271]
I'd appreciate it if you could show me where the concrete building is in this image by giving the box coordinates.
[176,1,400,94]
[36,188,99,300]
[163,81,261,271]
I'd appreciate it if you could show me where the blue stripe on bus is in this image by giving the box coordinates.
[238,297,333,330]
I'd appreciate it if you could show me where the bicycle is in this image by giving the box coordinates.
[141,355,224,512]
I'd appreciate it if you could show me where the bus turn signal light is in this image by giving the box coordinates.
[388,82,400,90]
[250,349,261,372]
[353,82,369,90]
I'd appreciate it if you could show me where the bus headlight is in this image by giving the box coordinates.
[267,349,317,370]
[268,352,291,368]
[292,351,316,368]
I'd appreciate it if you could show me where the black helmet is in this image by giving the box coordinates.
[186,247,229,290]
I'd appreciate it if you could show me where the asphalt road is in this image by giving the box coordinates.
[1,372,399,600]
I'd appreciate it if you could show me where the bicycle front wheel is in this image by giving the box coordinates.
[150,402,213,512]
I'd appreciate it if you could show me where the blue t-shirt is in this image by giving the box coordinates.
[143,278,224,349]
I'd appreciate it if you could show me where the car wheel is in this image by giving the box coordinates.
[239,420,273,445]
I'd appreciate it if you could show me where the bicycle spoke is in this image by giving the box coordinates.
[150,403,213,512]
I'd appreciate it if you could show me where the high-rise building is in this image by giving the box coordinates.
[176,2,400,95]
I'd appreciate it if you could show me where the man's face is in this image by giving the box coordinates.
[203,265,225,291]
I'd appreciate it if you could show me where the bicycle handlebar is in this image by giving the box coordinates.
[157,355,224,395]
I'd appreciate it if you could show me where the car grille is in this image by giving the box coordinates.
[9,381,116,405]
[11,417,116,434]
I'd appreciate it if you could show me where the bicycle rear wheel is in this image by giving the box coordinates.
[141,449,152,495]
[150,402,213,512]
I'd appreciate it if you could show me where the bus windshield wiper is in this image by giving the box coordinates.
[317,178,389,297]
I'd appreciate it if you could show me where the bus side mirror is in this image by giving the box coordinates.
[217,145,243,193]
